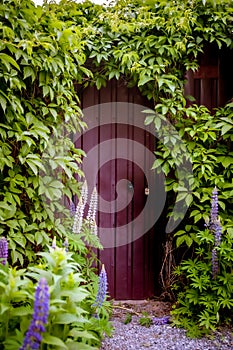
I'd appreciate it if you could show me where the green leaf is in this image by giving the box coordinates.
[0,53,20,70]
[25,160,38,175]
[185,235,193,247]
[138,74,153,86]
[176,235,186,247]
[43,334,68,349]
[68,329,98,341]
[144,115,154,125]
[23,66,36,81]
[185,194,193,207]
[221,124,232,135]
[54,313,85,324]
[0,92,7,112]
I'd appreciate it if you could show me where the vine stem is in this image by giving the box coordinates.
[112,305,141,316]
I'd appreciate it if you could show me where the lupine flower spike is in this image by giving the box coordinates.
[73,181,88,234]
[93,264,108,309]
[0,237,8,265]
[20,278,50,350]
[87,187,98,235]
[209,187,222,278]
[210,187,222,246]
[210,186,218,226]
[69,201,76,217]
[214,218,222,247]
[212,248,219,278]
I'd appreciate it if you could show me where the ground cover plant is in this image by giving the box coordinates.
[0,0,233,345]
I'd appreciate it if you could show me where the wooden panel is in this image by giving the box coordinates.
[184,45,233,111]
[193,65,218,79]
[185,66,220,111]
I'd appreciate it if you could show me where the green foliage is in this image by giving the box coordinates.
[0,245,112,349]
[77,0,233,103]
[123,313,132,324]
[171,222,233,337]
[152,102,233,247]
[139,312,152,327]
[0,0,92,265]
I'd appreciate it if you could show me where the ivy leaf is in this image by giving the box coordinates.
[0,91,10,112]
[144,115,154,125]
[0,93,7,112]
[138,74,153,86]
[0,53,20,70]
[221,124,232,135]
[23,66,36,81]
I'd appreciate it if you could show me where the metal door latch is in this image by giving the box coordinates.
[145,187,149,195]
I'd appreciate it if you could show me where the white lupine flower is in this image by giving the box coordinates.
[87,187,98,222]
[81,180,88,206]
[72,183,98,236]
[72,181,88,234]
[72,198,84,234]
[86,187,98,235]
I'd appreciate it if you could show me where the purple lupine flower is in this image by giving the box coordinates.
[62,237,69,252]
[212,248,219,278]
[152,315,170,325]
[0,237,8,265]
[20,278,50,350]
[69,201,76,217]
[209,187,222,246]
[209,188,222,278]
[93,264,108,308]
[210,187,218,226]
[214,218,222,247]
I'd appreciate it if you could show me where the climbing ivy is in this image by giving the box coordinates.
[0,0,92,264]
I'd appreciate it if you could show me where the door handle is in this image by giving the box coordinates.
[145,187,149,195]
[127,182,134,190]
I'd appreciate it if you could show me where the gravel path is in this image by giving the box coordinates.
[100,316,233,350]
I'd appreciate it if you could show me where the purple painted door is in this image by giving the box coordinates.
[75,79,161,300]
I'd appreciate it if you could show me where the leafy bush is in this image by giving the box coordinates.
[0,242,112,349]
[171,188,233,337]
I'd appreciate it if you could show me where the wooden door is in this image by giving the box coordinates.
[75,79,163,300]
